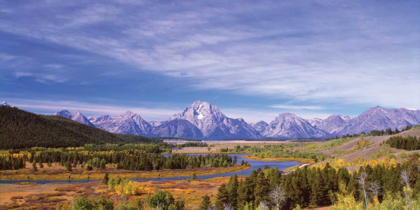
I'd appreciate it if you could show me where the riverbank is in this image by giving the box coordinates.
[242,155,314,164]
[0,165,250,181]
[241,155,311,173]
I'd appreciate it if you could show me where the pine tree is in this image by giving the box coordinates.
[215,184,229,210]
[65,162,72,172]
[237,180,248,210]
[254,172,270,208]
[103,173,109,184]
[32,161,37,172]
[199,194,211,210]
[227,174,238,209]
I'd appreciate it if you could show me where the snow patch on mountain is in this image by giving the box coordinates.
[1,101,12,107]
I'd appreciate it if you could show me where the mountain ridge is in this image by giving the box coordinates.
[51,102,420,139]
[4,101,419,140]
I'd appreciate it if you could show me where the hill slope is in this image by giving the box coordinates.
[318,127,420,163]
[0,106,159,149]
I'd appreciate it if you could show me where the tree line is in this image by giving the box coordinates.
[83,143,171,153]
[176,142,209,149]
[0,150,239,171]
[384,135,420,150]
[0,154,25,170]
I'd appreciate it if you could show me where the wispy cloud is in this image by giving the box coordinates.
[0,53,31,69]
[269,105,324,110]
[14,72,67,83]
[0,1,419,109]
[44,64,63,69]
[7,99,180,121]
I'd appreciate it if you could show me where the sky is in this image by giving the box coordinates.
[0,0,419,123]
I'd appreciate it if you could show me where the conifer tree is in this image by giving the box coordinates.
[254,172,270,208]
[215,184,229,210]
[199,194,211,210]
[227,174,238,209]
[65,162,72,172]
[32,161,37,172]
[103,173,109,184]
[237,180,248,209]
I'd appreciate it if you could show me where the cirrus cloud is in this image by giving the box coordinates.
[0,0,419,110]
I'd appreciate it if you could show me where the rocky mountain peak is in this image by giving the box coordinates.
[309,118,322,126]
[1,101,11,107]
[273,113,301,122]
[367,106,387,113]
[73,111,83,117]
[251,121,269,134]
[53,110,72,119]
[53,110,93,126]
[120,111,136,118]
[94,115,113,122]
[171,101,225,122]
[168,101,260,139]
[264,113,327,139]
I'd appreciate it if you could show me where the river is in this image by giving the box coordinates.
[0,154,300,184]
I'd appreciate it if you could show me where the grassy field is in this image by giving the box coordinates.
[0,176,233,209]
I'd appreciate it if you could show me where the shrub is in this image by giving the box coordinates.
[147,190,185,210]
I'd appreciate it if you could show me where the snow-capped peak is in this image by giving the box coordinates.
[265,113,327,139]
[191,101,211,108]
[87,116,96,122]
[120,111,136,118]
[168,101,260,139]
[276,113,297,119]
[73,111,83,116]
[1,101,11,107]
[53,110,72,119]
[340,115,353,122]
[369,106,387,112]
[52,110,94,126]
[308,118,323,126]
[94,115,113,122]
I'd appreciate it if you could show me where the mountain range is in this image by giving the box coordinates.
[0,105,159,149]
[13,100,420,140]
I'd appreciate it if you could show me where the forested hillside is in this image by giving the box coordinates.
[0,106,159,149]
[213,155,420,209]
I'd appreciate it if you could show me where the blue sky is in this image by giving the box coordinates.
[0,0,419,123]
